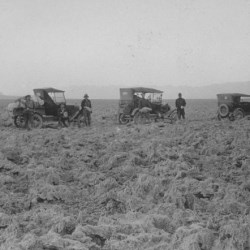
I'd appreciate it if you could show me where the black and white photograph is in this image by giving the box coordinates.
[0,0,250,249]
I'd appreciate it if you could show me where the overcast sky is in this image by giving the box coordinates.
[0,0,250,96]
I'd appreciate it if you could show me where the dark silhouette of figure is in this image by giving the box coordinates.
[138,93,152,121]
[57,103,69,127]
[23,95,35,130]
[175,93,186,120]
[138,93,152,109]
[81,94,92,126]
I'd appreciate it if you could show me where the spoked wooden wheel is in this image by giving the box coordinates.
[119,114,130,124]
[77,113,86,127]
[218,104,229,118]
[170,110,178,123]
[233,109,244,120]
[14,115,25,128]
[31,113,43,129]
[134,112,150,124]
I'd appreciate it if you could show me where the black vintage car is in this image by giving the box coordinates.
[217,93,250,120]
[118,87,177,124]
[12,88,82,128]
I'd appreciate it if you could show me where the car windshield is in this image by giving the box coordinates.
[145,93,162,103]
[133,92,162,102]
[33,94,44,105]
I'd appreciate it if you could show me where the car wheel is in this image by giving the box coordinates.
[170,110,178,123]
[218,104,229,118]
[134,111,151,124]
[233,109,244,120]
[14,115,25,128]
[119,114,129,124]
[32,113,43,129]
[77,113,86,127]
[133,111,141,124]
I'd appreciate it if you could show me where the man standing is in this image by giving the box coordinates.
[81,94,92,126]
[175,93,186,120]
[23,95,35,130]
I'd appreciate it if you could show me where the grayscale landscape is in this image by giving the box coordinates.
[1,0,250,249]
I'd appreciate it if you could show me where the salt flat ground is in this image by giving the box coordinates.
[0,99,249,250]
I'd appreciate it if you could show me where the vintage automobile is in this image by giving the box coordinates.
[217,93,250,120]
[12,88,83,128]
[118,87,177,124]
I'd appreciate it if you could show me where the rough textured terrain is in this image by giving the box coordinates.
[0,99,249,250]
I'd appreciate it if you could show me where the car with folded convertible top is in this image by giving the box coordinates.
[12,87,83,128]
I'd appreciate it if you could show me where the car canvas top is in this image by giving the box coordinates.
[33,88,65,93]
[217,93,250,97]
[120,87,163,94]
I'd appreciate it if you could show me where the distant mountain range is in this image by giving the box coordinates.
[1,81,250,99]
[162,81,250,99]
[62,81,250,99]
[0,92,18,99]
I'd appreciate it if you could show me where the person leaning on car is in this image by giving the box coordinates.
[175,93,186,120]
[138,93,152,120]
[23,95,35,130]
[138,93,152,110]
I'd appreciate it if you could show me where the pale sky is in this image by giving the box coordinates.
[0,0,250,97]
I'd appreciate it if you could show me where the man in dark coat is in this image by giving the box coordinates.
[23,95,35,130]
[175,93,186,120]
[81,94,92,126]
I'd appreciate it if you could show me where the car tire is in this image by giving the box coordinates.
[233,108,245,120]
[133,111,142,124]
[170,109,178,123]
[32,113,43,129]
[218,104,229,118]
[119,114,130,124]
[14,115,25,128]
[77,113,86,127]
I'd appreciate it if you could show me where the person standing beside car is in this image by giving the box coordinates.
[23,95,35,130]
[57,103,69,128]
[138,93,152,121]
[81,94,92,126]
[175,93,186,120]
[138,93,152,110]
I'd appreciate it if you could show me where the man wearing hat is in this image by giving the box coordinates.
[175,93,186,120]
[23,95,35,130]
[81,94,92,126]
